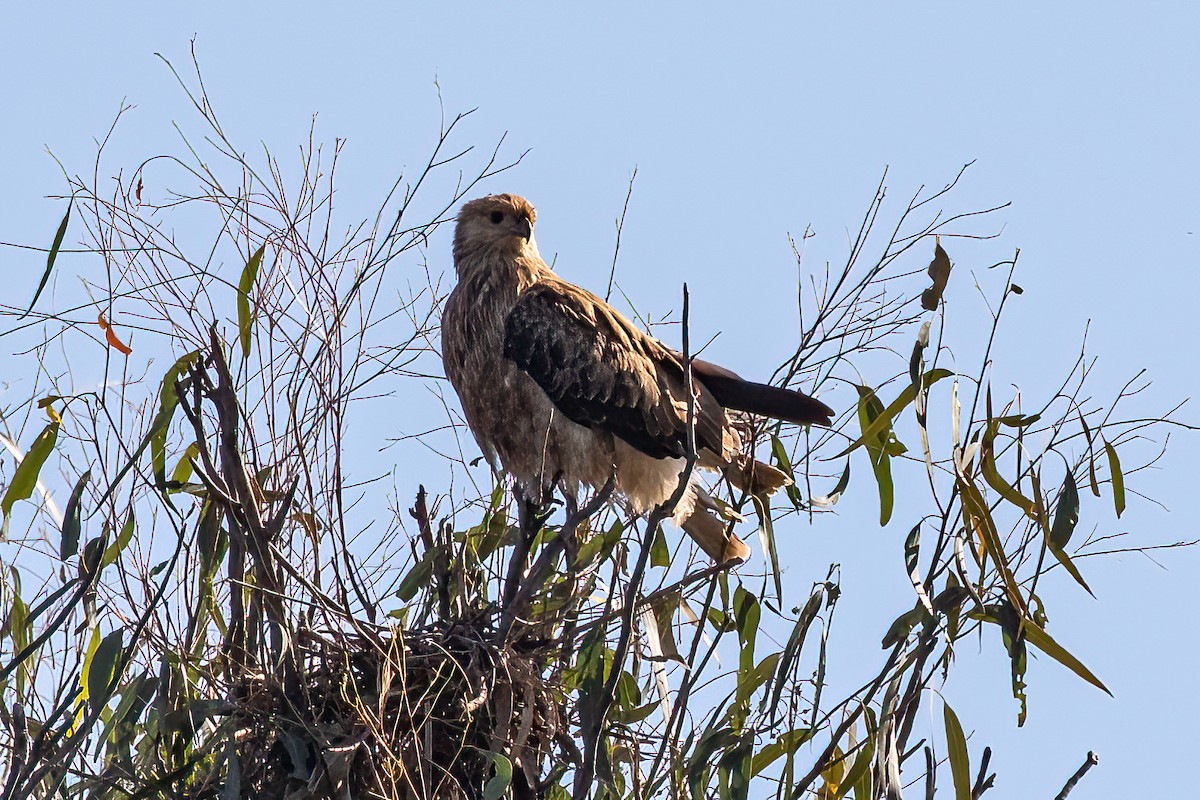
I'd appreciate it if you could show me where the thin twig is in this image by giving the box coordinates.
[971,746,995,798]
[1055,751,1098,799]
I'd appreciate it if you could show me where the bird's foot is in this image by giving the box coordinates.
[517,492,557,538]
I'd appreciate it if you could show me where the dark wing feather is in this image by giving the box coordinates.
[504,280,726,460]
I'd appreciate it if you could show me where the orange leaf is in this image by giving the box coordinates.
[97,312,133,355]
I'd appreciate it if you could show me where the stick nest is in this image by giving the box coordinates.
[185,617,561,800]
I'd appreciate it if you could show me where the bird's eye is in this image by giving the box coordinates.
[489,211,504,225]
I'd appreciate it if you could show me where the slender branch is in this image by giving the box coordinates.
[1055,751,1099,800]
[971,746,995,798]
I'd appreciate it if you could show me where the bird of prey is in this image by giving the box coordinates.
[442,194,833,562]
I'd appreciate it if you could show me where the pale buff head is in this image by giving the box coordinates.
[453,194,539,271]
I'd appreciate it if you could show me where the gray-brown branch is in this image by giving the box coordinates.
[1055,751,1098,800]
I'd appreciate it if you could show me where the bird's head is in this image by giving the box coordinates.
[453,194,538,268]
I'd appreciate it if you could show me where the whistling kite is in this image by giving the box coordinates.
[442,194,832,561]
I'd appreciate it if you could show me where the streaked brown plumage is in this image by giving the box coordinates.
[442,194,833,562]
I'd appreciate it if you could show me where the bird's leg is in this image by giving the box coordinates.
[543,473,559,507]
[496,474,617,645]
[552,472,611,676]
[551,469,577,519]
[500,489,546,615]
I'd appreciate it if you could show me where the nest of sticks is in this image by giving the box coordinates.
[183,615,560,800]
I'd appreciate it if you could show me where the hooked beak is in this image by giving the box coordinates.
[512,216,532,242]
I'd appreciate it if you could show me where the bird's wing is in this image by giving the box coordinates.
[503,278,726,460]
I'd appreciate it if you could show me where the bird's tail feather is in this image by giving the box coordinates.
[691,358,834,427]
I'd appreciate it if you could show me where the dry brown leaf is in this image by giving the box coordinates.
[921,239,953,311]
[97,312,133,355]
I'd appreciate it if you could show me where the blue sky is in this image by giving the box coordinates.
[2,4,1197,796]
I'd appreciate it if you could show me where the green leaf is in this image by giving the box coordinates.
[881,605,930,649]
[196,500,225,583]
[733,587,760,660]
[974,605,1109,714]
[79,625,100,701]
[25,578,79,626]
[618,698,660,724]
[980,438,1037,520]
[102,671,155,753]
[909,323,928,386]
[998,609,1029,727]
[720,736,753,800]
[615,669,642,709]
[728,652,781,714]
[395,551,434,602]
[751,494,782,601]
[170,443,201,486]
[161,698,236,736]
[8,591,31,697]
[576,519,623,568]
[1027,470,1094,594]
[996,413,1041,428]
[769,433,803,509]
[81,538,104,580]
[769,433,795,482]
[831,462,851,495]
[1104,439,1125,518]
[86,630,125,713]
[1043,538,1093,597]
[815,460,851,507]
[2,420,61,533]
[468,481,511,557]
[1050,469,1080,549]
[706,606,732,633]
[871,456,893,526]
[572,627,608,699]
[819,746,847,796]
[943,700,971,800]
[689,727,739,797]
[837,368,953,458]
[769,587,824,716]
[1022,619,1111,696]
[648,595,682,663]
[1077,411,1102,497]
[904,522,934,613]
[750,727,812,778]
[20,200,72,319]
[903,523,920,576]
[60,468,92,561]
[483,752,512,800]
[939,573,966,646]
[149,350,202,489]
[957,474,1027,619]
[840,736,875,799]
[1039,468,1093,595]
[237,244,266,358]
[650,525,670,568]
[855,386,895,526]
[101,510,136,569]
[732,586,760,729]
